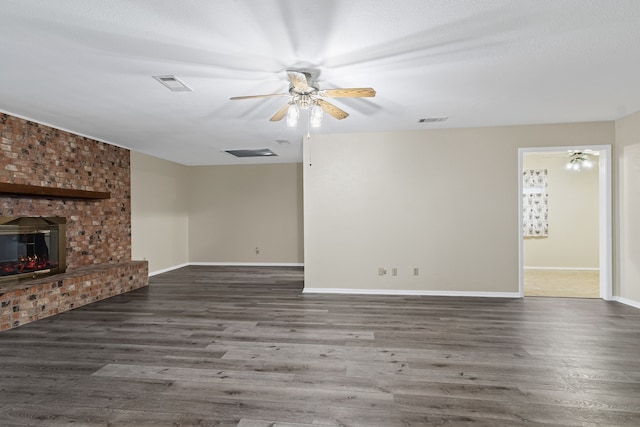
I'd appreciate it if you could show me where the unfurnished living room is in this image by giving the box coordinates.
[1,1,640,426]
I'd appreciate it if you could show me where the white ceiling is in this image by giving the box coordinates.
[1,0,639,166]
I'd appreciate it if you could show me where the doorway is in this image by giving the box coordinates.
[518,146,612,299]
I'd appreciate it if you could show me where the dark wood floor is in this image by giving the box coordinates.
[1,266,640,426]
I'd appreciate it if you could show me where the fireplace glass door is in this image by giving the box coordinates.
[0,217,66,282]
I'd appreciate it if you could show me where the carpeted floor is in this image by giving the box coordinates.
[524,269,599,298]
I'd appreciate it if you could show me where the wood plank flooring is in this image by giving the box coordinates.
[1,265,639,426]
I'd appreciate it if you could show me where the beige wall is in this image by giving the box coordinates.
[131,151,189,274]
[187,163,303,264]
[523,154,599,269]
[132,158,303,269]
[614,110,640,304]
[304,122,613,293]
[130,116,640,306]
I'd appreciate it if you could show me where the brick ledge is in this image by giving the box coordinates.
[1,261,148,331]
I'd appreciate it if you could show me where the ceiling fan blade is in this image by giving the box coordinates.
[230,93,288,100]
[320,88,376,98]
[317,99,349,120]
[286,70,311,92]
[269,103,291,122]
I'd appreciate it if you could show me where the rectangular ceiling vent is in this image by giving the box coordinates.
[153,75,192,92]
[225,149,278,158]
[418,117,448,123]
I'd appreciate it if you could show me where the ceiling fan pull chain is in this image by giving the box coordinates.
[306,112,313,166]
[307,132,313,167]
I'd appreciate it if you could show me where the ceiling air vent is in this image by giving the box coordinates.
[225,149,278,158]
[152,75,192,92]
[418,117,448,123]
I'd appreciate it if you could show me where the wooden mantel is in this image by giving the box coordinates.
[0,183,110,200]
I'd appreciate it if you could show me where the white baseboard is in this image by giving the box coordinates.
[613,296,640,310]
[148,262,304,277]
[303,288,520,298]
[150,267,520,299]
[524,266,600,271]
[189,262,304,267]
[148,263,189,277]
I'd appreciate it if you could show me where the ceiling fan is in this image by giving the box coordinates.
[566,149,599,171]
[230,70,376,127]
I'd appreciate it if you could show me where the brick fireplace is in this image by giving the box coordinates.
[0,113,148,331]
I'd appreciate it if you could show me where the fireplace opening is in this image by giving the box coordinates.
[0,217,66,283]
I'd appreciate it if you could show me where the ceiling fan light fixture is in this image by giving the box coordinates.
[310,104,323,128]
[231,69,374,126]
[286,104,300,127]
[566,152,593,171]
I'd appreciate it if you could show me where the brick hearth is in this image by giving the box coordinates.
[0,113,148,330]
[0,261,148,331]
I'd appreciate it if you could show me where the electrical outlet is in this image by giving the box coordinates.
[413,267,419,276]
[378,267,387,276]
[392,268,398,276]
[255,247,260,254]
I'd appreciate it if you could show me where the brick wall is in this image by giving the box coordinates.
[0,113,148,330]
[0,113,131,268]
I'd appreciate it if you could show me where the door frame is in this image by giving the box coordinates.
[518,145,612,299]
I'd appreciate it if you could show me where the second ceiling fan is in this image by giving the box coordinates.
[230,70,376,126]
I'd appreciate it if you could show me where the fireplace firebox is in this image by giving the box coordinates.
[0,217,66,283]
